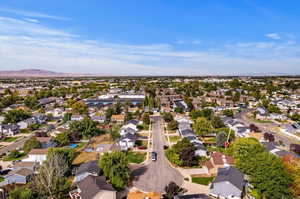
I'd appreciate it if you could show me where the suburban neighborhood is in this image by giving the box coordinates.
[0,77,299,199]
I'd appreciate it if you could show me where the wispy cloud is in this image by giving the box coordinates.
[0,6,69,21]
[0,16,299,75]
[265,33,281,40]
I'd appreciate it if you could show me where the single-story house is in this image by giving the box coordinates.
[75,160,102,182]
[22,149,48,164]
[5,168,34,184]
[119,134,136,151]
[0,124,20,136]
[210,167,246,199]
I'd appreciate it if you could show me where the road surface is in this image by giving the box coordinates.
[0,135,34,156]
[132,116,183,193]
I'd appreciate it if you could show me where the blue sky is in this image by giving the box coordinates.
[0,0,300,75]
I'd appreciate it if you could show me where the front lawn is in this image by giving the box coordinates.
[169,136,180,143]
[3,152,27,161]
[2,137,18,142]
[192,177,214,185]
[127,151,146,164]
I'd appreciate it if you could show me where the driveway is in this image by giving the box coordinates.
[132,116,183,193]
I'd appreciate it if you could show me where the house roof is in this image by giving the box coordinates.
[76,160,102,176]
[28,148,48,155]
[127,191,161,199]
[204,160,214,170]
[213,167,245,191]
[13,161,37,168]
[174,194,213,199]
[127,119,139,126]
[36,136,53,143]
[211,152,224,165]
[77,175,115,199]
[8,168,33,177]
[111,114,125,121]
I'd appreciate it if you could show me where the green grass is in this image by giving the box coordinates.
[2,137,18,142]
[169,136,181,143]
[3,153,27,161]
[127,151,146,164]
[0,177,5,182]
[192,177,214,185]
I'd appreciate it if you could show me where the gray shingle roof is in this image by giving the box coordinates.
[213,166,245,191]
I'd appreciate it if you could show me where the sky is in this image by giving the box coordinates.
[0,0,300,75]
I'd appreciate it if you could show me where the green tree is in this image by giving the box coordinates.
[24,96,39,109]
[167,120,178,131]
[47,148,75,175]
[163,112,173,122]
[216,131,227,147]
[193,117,212,136]
[222,109,234,117]
[70,117,101,139]
[8,187,35,199]
[62,112,72,123]
[99,152,131,190]
[23,137,42,153]
[4,109,31,124]
[71,101,88,115]
[163,182,186,199]
[142,112,150,125]
[54,132,70,147]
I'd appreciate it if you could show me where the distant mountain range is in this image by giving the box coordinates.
[0,69,86,77]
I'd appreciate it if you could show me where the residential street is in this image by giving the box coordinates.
[132,116,183,193]
[0,135,34,156]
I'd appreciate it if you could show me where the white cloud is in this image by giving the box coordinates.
[23,18,39,23]
[0,6,69,21]
[265,33,281,40]
[0,16,299,75]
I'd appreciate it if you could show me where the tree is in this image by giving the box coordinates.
[193,117,212,136]
[70,117,101,139]
[24,96,39,109]
[222,109,234,117]
[71,101,88,115]
[54,132,70,147]
[249,124,260,132]
[263,132,275,142]
[142,113,150,125]
[34,152,71,199]
[8,187,35,199]
[99,152,131,190]
[267,104,281,114]
[23,137,42,153]
[47,148,75,174]
[163,182,186,199]
[167,120,178,131]
[211,116,225,128]
[7,150,23,159]
[232,92,241,102]
[216,131,227,147]
[4,109,31,124]
[163,112,173,122]
[62,113,72,123]
[282,155,300,197]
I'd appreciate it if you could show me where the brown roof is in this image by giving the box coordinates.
[9,168,33,177]
[225,155,235,165]
[127,191,161,199]
[211,152,224,165]
[111,114,125,121]
[13,161,36,168]
[28,148,48,155]
[36,137,53,143]
[204,160,214,170]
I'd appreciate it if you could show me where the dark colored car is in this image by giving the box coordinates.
[151,152,157,161]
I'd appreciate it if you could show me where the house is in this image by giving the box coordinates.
[33,113,47,124]
[211,152,235,167]
[12,161,38,172]
[5,168,34,184]
[119,134,136,150]
[174,194,212,199]
[22,149,48,164]
[75,160,102,182]
[36,137,56,148]
[127,191,161,199]
[0,124,20,136]
[210,167,246,199]
[70,175,116,199]
[38,97,56,107]
[17,118,35,129]
[111,114,125,124]
[71,114,84,121]
[90,115,106,123]
[194,142,208,157]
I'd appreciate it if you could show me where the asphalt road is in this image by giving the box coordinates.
[235,109,297,146]
[0,135,34,156]
[132,116,183,193]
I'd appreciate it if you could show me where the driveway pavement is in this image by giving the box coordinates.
[132,116,183,193]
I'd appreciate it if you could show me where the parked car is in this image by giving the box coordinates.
[151,152,157,161]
